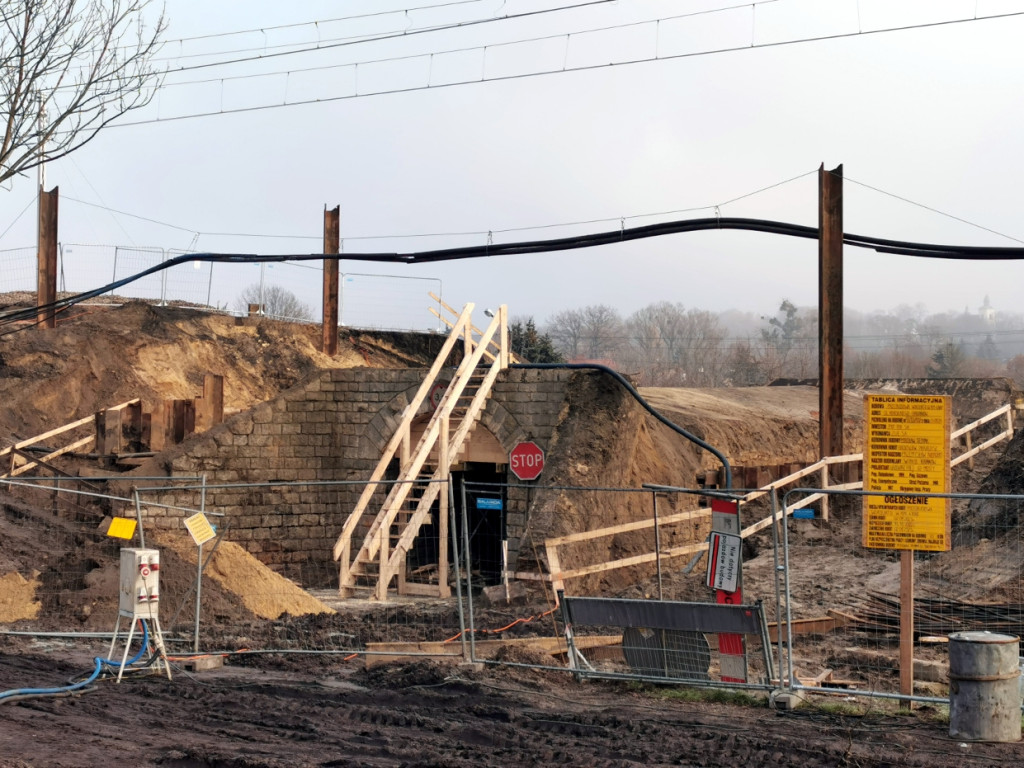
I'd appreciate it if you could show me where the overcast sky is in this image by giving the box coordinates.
[3,0,1024,330]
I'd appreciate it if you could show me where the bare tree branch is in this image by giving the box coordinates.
[0,0,166,185]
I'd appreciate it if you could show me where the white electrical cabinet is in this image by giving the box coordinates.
[119,547,160,619]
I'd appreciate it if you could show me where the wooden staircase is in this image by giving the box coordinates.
[333,303,512,600]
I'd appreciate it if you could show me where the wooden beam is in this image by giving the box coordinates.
[195,374,224,432]
[322,205,340,355]
[364,635,619,668]
[818,163,844,460]
[95,408,122,456]
[36,186,58,329]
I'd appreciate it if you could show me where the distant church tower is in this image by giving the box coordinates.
[980,295,995,324]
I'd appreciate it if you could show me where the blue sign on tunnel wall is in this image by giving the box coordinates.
[475,497,503,511]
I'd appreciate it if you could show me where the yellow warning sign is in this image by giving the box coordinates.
[106,517,137,540]
[184,512,216,546]
[863,394,951,551]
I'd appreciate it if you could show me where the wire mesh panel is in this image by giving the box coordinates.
[113,247,165,301]
[560,595,774,688]
[340,273,443,331]
[58,243,117,294]
[0,247,37,293]
[165,250,214,307]
[777,489,1024,705]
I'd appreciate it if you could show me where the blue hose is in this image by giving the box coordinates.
[0,620,151,703]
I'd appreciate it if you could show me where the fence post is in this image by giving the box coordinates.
[159,249,168,306]
[819,463,830,522]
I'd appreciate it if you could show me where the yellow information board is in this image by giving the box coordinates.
[863,394,951,551]
[184,512,217,546]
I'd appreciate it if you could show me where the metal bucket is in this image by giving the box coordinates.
[948,632,1021,743]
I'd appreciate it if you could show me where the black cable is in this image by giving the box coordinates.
[9,215,1024,331]
[510,362,732,489]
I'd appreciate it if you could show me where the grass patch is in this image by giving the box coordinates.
[638,684,767,708]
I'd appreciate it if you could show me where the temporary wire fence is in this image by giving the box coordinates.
[0,247,37,293]
[5,472,1022,704]
[772,487,1024,709]
[0,242,443,333]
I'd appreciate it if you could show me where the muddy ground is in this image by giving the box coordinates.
[2,298,1023,765]
[0,641,1017,768]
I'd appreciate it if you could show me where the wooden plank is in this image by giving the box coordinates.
[364,635,619,668]
[545,508,712,547]
[556,541,705,581]
[951,428,1013,467]
[7,435,95,477]
[333,304,474,562]
[767,616,841,642]
[951,404,1011,439]
[95,408,122,456]
[429,292,522,364]
[0,413,96,458]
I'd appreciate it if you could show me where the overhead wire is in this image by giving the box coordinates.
[158,0,618,75]
[53,166,816,244]
[9,215,1024,335]
[153,0,776,91]
[845,176,1024,245]
[112,10,1024,127]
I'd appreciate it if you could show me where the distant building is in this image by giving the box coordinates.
[980,295,995,324]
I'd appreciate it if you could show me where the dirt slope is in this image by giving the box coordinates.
[0,300,422,441]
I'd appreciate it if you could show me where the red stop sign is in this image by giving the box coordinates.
[509,441,545,481]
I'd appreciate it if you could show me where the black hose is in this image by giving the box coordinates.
[10,215,1024,332]
[510,363,731,488]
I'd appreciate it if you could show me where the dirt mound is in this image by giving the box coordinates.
[0,571,40,622]
[0,299,428,442]
[152,531,332,620]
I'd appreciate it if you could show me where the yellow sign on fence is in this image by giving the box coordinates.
[184,512,217,546]
[863,394,951,551]
[106,516,137,540]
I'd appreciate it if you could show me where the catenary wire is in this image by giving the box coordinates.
[55,168,816,243]
[845,176,1024,245]
[112,10,1024,127]
[153,1,776,89]
[159,0,618,75]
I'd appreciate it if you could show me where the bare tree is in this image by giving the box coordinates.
[236,284,312,321]
[547,305,623,362]
[625,302,726,386]
[0,0,166,185]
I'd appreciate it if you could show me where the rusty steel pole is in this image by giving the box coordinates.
[36,186,59,329]
[322,205,340,355]
[818,164,844,460]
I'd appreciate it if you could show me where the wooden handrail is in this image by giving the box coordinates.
[332,304,475,561]
[538,400,1016,598]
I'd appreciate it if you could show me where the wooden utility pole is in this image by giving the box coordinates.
[818,164,843,460]
[36,186,59,329]
[322,205,340,355]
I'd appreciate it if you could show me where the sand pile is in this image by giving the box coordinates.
[0,571,41,622]
[152,531,332,620]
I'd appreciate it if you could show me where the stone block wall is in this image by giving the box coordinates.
[139,366,576,585]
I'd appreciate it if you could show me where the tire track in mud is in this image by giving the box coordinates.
[0,653,1013,768]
